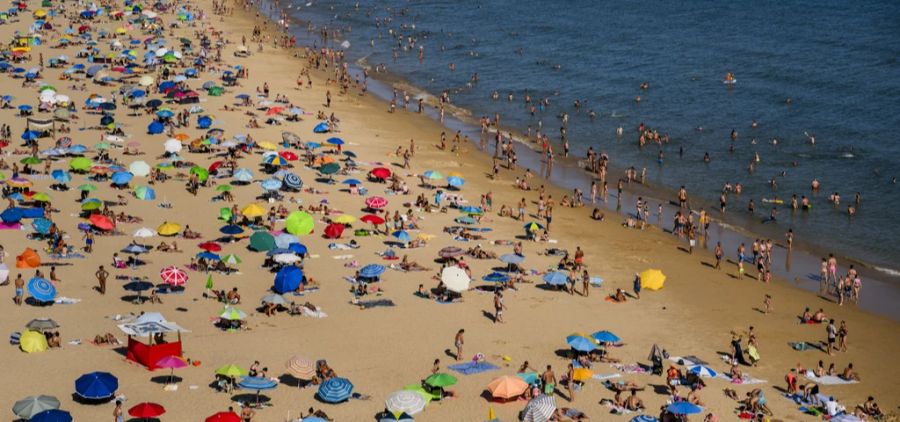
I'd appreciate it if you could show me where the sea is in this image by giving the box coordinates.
[272,0,900,315]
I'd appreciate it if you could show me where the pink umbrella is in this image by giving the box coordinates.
[365,196,387,209]
[156,355,187,384]
[159,266,188,286]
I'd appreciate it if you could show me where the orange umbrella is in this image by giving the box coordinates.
[89,214,115,231]
[486,375,528,399]
[174,133,190,141]
[16,248,41,268]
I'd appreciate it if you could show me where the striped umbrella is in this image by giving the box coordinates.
[27,277,56,302]
[317,377,354,403]
[687,365,718,378]
[365,196,387,209]
[238,376,277,407]
[283,173,303,190]
[631,416,660,422]
[221,254,242,266]
[438,246,464,258]
[385,390,427,415]
[159,266,188,286]
[523,395,556,422]
[359,264,386,279]
[285,355,316,379]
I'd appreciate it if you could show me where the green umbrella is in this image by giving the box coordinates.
[284,211,314,236]
[216,185,232,192]
[94,142,110,150]
[134,185,155,200]
[81,201,101,211]
[319,162,340,175]
[218,207,233,221]
[38,85,57,92]
[70,157,91,171]
[222,254,242,266]
[77,183,97,191]
[190,166,209,182]
[215,364,247,377]
[0,172,6,181]
[424,373,457,388]
[156,162,175,170]
[20,156,42,165]
[208,86,224,96]
[219,307,246,320]
[249,231,275,252]
[403,384,439,402]
[31,192,50,202]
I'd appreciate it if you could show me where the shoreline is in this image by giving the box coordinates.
[271,9,900,321]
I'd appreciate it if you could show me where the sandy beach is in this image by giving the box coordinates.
[0,0,898,421]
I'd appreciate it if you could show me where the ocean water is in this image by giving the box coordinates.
[286,0,900,273]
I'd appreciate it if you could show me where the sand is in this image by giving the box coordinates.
[0,0,897,421]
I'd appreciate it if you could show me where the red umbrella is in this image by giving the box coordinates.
[266,106,284,116]
[129,402,166,419]
[89,213,115,231]
[369,167,391,179]
[278,151,298,161]
[206,412,241,422]
[198,241,222,252]
[160,266,188,286]
[360,214,385,225]
[208,160,224,172]
[365,196,387,209]
[323,223,344,239]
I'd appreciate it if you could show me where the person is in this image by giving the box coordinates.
[14,274,24,305]
[581,269,590,297]
[785,368,798,394]
[714,242,723,270]
[666,365,681,395]
[240,402,255,421]
[454,329,464,361]
[799,382,820,405]
[625,389,644,411]
[841,363,860,381]
[838,320,848,352]
[566,363,576,401]
[827,319,837,355]
[764,294,772,315]
[95,265,108,295]
[432,358,440,374]
[857,396,883,419]
[493,291,505,323]
[632,273,641,299]
[227,287,241,304]
[542,365,557,395]
[114,400,124,422]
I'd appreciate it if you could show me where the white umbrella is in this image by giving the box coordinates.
[273,254,302,264]
[138,75,154,86]
[0,263,9,283]
[441,266,470,293]
[261,294,288,305]
[385,390,427,415]
[133,227,156,238]
[164,139,182,153]
[129,161,151,177]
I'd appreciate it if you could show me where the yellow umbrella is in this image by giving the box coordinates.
[20,330,48,353]
[572,368,593,382]
[448,171,464,178]
[157,222,182,236]
[241,204,265,218]
[258,142,278,151]
[417,233,436,240]
[332,214,356,224]
[639,269,666,291]
[115,27,127,34]
[33,9,47,18]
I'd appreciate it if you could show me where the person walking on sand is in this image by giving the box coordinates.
[494,291,506,323]
[566,363,576,401]
[14,274,24,305]
[581,269,590,297]
[714,242,723,270]
[114,400,124,422]
[764,294,772,314]
[542,365,557,396]
[826,319,837,356]
[96,265,109,295]
[454,329,464,361]
[632,273,641,299]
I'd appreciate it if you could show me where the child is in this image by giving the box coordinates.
[764,294,772,315]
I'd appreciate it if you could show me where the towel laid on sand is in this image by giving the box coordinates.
[804,372,858,385]
[715,373,767,384]
[592,373,622,381]
[355,299,395,309]
[448,361,499,375]
[611,363,648,374]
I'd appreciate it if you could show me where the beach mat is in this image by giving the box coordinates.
[803,373,858,385]
[448,361,499,375]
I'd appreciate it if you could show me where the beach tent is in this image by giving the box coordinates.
[16,248,41,268]
[118,313,187,370]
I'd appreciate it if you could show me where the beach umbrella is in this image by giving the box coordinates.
[333,214,356,224]
[441,266,470,293]
[199,241,223,252]
[51,169,71,183]
[222,254,242,267]
[238,376,277,406]
[425,373,457,388]
[206,411,241,422]
[543,272,569,286]
[342,178,362,186]
[385,390,427,415]
[77,183,97,192]
[122,244,149,256]
[274,266,303,293]
[522,395,556,422]
[31,192,51,203]
[324,223,344,239]
[233,168,253,182]
[365,196,387,209]
[487,375,528,399]
[566,335,596,352]
[88,214,115,231]
[157,222,182,236]
[219,307,247,321]
[482,272,510,283]
[220,225,244,235]
[241,203,266,218]
[198,252,221,261]
[133,227,155,239]
[215,364,247,377]
[639,269,666,290]
[666,402,703,415]
[27,277,56,302]
[631,416,660,422]
[190,166,209,183]
[283,173,303,190]
[19,330,49,353]
[359,264,386,279]
[459,206,482,215]
[260,178,283,191]
[74,371,118,400]
[392,230,411,243]
[279,150,299,161]
[285,355,316,379]
[261,294,288,306]
[423,170,443,180]
[317,377,354,403]
[32,218,52,235]
[379,413,414,422]
[1,208,24,223]
[69,157,92,171]
[591,330,621,343]
[249,231,276,252]
[318,162,340,175]
[13,395,60,419]
[438,246,464,259]
[687,365,718,378]
[500,253,525,265]
[129,402,165,419]
[134,185,156,200]
[360,214,385,225]
[26,318,59,331]
[129,160,151,176]
[29,409,72,422]
[160,266,188,286]
[369,167,391,179]
[8,177,33,188]
[572,368,594,382]
[524,222,544,232]
[285,211,314,236]
[111,171,134,185]
[447,176,464,188]
[80,198,102,212]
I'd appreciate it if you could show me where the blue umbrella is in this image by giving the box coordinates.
[51,169,71,183]
[326,137,344,145]
[482,272,510,283]
[0,208,24,223]
[458,206,482,215]
[30,409,72,422]
[156,109,174,119]
[111,171,133,185]
[74,372,118,400]
[32,218,52,234]
[238,376,277,391]
[342,178,361,185]
[27,277,56,302]
[274,233,299,249]
[687,365,718,378]
[667,402,703,415]
[566,335,596,352]
[542,272,569,286]
[121,244,149,254]
[274,266,303,294]
[219,224,244,235]
[288,242,308,255]
[447,176,464,187]
[260,178,283,191]
[283,173,303,190]
[392,230,410,243]
[302,418,328,422]
[7,192,25,201]
[233,168,253,182]
[197,251,221,261]
[359,264,385,278]
[266,248,293,257]
[317,377,353,403]
[631,416,660,422]
[305,142,321,149]
[500,254,525,265]
[22,130,39,141]
[591,330,621,343]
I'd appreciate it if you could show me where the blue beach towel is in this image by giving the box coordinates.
[447,361,499,375]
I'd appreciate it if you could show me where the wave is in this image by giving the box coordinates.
[873,265,900,277]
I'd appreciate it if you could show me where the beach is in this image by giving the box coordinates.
[0,0,898,421]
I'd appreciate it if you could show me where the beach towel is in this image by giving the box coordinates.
[53,297,81,304]
[592,373,622,381]
[301,307,327,318]
[49,252,86,259]
[611,363,648,374]
[355,299,395,309]
[447,361,499,375]
[803,373,858,385]
[715,373,767,384]
[602,401,635,414]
